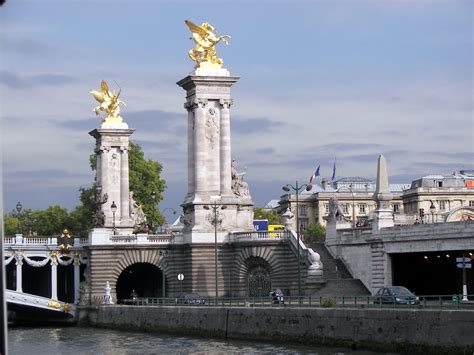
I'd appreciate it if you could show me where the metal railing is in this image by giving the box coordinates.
[112,294,474,310]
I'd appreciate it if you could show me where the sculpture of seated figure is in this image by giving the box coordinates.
[231,159,250,198]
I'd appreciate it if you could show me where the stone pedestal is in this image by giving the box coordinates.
[89,123,135,232]
[177,69,254,243]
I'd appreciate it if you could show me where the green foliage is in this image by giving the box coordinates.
[304,222,326,242]
[253,207,282,225]
[3,215,19,236]
[32,205,70,236]
[322,297,337,308]
[69,187,97,237]
[128,142,166,229]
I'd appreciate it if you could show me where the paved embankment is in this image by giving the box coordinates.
[78,305,474,354]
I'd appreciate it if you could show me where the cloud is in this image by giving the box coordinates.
[232,117,286,134]
[2,37,54,55]
[0,71,75,89]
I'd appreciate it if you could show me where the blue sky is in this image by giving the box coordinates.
[1,0,472,222]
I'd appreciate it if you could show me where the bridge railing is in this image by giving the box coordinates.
[113,294,474,310]
[109,233,176,245]
[229,230,291,242]
[4,234,89,247]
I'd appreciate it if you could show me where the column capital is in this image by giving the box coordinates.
[184,98,208,111]
[119,146,128,153]
[219,99,233,109]
[14,252,23,266]
[99,145,110,154]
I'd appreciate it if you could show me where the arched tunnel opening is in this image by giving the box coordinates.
[116,263,165,301]
[391,250,474,296]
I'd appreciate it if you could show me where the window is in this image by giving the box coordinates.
[393,204,400,213]
[324,204,329,214]
[359,204,366,214]
[342,204,349,214]
[439,200,446,211]
[469,201,474,207]
[437,181,443,187]
[299,205,307,216]
[299,220,308,230]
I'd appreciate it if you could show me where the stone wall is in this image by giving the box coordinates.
[79,305,474,353]
[87,240,305,300]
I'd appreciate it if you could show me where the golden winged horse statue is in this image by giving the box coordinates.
[90,80,126,124]
[185,20,230,68]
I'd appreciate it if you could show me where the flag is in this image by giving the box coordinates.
[309,165,320,183]
[331,159,337,181]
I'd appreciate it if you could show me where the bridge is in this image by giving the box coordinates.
[6,289,75,317]
[326,221,474,295]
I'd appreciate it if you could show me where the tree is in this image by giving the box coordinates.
[71,141,166,235]
[32,205,70,236]
[3,216,19,237]
[253,207,282,225]
[305,222,326,242]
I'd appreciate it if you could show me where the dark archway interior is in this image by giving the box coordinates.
[392,251,474,296]
[246,257,272,297]
[58,264,74,303]
[22,258,51,298]
[6,262,15,290]
[116,263,165,301]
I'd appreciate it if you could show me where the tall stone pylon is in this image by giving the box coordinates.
[372,154,394,231]
[88,81,135,242]
[177,69,254,243]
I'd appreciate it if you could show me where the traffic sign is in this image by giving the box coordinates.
[456,257,471,263]
[457,263,472,269]
[178,273,184,281]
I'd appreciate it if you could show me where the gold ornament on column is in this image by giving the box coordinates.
[185,20,230,69]
[90,80,126,124]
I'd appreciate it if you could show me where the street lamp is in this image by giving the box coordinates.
[429,201,436,223]
[111,201,117,235]
[204,201,227,301]
[282,181,312,302]
[15,201,22,234]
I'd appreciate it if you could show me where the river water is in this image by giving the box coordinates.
[8,326,397,354]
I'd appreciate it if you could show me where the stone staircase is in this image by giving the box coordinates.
[307,242,370,297]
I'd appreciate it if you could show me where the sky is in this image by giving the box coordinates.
[1,0,472,222]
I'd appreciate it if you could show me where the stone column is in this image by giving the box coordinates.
[73,254,81,304]
[194,98,208,196]
[15,253,23,292]
[219,99,233,195]
[120,146,130,223]
[185,102,195,198]
[50,254,58,300]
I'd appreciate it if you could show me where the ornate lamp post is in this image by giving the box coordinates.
[429,201,436,223]
[204,201,227,301]
[151,190,177,233]
[111,201,117,235]
[282,181,312,302]
[15,201,22,234]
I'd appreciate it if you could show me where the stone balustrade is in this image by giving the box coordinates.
[230,230,291,242]
[4,234,88,248]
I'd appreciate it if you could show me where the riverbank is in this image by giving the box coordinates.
[78,305,474,354]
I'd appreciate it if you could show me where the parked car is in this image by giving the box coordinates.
[183,293,206,305]
[373,286,420,305]
[270,289,285,304]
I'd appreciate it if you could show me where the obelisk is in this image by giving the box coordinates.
[372,154,394,231]
[178,20,254,243]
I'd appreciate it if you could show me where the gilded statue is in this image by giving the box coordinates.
[90,80,126,124]
[185,20,230,68]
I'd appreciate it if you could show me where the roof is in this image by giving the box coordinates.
[263,199,280,209]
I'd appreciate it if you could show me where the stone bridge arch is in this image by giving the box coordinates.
[232,244,298,297]
[108,249,169,300]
